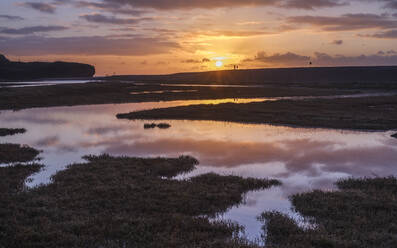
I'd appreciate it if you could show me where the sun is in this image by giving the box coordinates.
[215,61,223,67]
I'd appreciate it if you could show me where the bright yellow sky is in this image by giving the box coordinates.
[1,0,397,75]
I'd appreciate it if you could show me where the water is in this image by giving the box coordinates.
[1,99,397,242]
[0,79,99,88]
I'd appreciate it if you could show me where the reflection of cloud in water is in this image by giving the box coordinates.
[35,136,59,146]
[35,136,77,153]
[2,102,397,242]
[89,137,397,179]
[87,125,127,135]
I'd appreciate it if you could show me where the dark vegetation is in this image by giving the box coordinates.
[144,123,172,129]
[262,177,397,248]
[109,66,397,84]
[0,154,280,247]
[157,123,171,129]
[0,143,40,164]
[144,123,157,129]
[0,81,353,111]
[0,54,95,81]
[0,128,26,137]
[118,95,397,130]
[0,163,43,194]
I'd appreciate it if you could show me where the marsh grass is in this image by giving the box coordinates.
[0,128,26,137]
[0,163,43,194]
[144,123,171,129]
[118,95,397,130]
[144,123,157,129]
[157,123,171,129]
[0,143,40,164]
[0,154,280,247]
[261,177,397,248]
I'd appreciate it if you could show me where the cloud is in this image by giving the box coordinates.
[363,29,397,38]
[188,30,277,39]
[102,0,279,10]
[313,51,397,66]
[0,35,180,56]
[0,15,24,21]
[74,1,147,15]
[80,13,152,24]
[181,58,211,63]
[101,0,351,10]
[19,2,56,13]
[331,39,343,45]
[245,51,310,65]
[245,50,397,66]
[281,0,347,10]
[288,13,397,31]
[383,0,397,9]
[0,26,68,35]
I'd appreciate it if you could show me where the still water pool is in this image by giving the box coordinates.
[1,99,397,241]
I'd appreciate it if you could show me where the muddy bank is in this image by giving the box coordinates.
[118,95,397,131]
[0,81,353,110]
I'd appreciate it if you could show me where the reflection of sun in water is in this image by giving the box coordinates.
[215,61,223,67]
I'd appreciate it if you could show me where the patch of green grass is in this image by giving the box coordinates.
[0,128,26,137]
[0,143,40,164]
[261,177,397,248]
[1,154,280,247]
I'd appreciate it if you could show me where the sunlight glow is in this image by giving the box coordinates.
[215,61,223,67]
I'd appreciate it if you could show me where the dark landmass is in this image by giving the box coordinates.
[0,143,40,164]
[117,95,397,131]
[0,54,95,81]
[0,128,26,137]
[144,123,157,129]
[392,133,397,139]
[0,154,279,247]
[144,123,171,129]
[0,81,350,111]
[109,66,397,85]
[262,177,397,248]
[157,123,171,129]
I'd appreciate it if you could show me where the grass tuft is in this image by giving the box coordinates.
[1,154,279,247]
[261,177,397,247]
[0,143,40,164]
[0,128,26,137]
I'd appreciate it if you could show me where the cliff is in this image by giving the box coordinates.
[0,54,95,81]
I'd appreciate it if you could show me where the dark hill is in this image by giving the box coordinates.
[110,66,397,85]
[0,54,95,81]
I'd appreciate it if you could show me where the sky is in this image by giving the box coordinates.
[1,0,397,75]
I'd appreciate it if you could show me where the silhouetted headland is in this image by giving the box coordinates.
[0,54,95,81]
